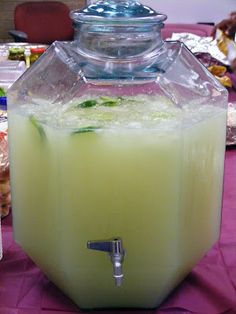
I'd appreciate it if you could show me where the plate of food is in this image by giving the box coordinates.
[227,102,236,146]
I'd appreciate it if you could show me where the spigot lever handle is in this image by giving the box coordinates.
[87,240,112,252]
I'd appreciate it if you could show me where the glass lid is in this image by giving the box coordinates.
[71,0,167,24]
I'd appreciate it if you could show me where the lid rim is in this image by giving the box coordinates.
[71,12,167,24]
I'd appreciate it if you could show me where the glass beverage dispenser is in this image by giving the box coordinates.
[7,0,228,309]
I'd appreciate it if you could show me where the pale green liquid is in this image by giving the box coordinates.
[8,97,226,309]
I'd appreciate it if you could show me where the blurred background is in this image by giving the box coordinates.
[1,0,236,43]
[0,0,85,43]
[141,0,236,24]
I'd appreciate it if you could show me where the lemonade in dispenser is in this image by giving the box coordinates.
[7,0,228,309]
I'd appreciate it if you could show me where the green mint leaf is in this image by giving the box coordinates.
[101,101,118,107]
[71,126,100,135]
[99,96,121,107]
[29,115,46,141]
[77,100,97,108]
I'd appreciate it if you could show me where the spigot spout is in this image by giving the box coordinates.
[111,254,124,287]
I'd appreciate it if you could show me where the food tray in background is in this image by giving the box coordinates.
[227,102,236,146]
[0,43,48,64]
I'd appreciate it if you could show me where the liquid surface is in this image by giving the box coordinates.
[17,94,223,131]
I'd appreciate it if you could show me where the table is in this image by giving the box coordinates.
[1,148,236,314]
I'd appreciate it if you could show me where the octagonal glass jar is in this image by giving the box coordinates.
[7,0,228,309]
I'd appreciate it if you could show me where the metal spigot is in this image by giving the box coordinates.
[87,237,125,287]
